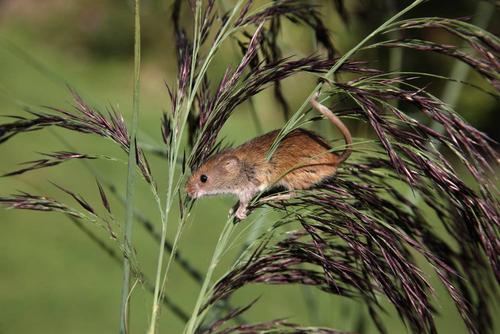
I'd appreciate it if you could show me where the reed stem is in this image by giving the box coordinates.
[184,218,236,334]
[119,0,141,332]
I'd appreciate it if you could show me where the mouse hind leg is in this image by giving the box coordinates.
[281,163,337,190]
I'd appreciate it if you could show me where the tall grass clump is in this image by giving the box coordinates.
[1,0,498,333]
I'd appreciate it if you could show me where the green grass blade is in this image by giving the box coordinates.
[440,1,495,109]
[184,218,236,334]
[386,0,403,106]
[119,0,141,333]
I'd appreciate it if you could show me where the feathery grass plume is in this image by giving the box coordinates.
[0,113,71,144]
[235,0,336,58]
[0,184,118,239]
[203,300,351,334]
[368,17,500,89]
[234,0,338,119]
[323,78,499,277]
[2,151,108,177]
[0,193,85,218]
[0,91,153,183]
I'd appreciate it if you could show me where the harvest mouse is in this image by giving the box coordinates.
[185,93,352,220]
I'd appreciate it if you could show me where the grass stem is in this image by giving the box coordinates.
[119,0,141,333]
[386,0,403,106]
[184,218,236,334]
[440,1,494,109]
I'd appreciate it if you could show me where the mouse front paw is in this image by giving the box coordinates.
[235,206,248,220]
[229,201,249,221]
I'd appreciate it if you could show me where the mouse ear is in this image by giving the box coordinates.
[222,156,240,171]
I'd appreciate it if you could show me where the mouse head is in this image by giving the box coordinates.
[186,154,241,199]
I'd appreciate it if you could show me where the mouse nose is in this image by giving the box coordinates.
[186,183,197,198]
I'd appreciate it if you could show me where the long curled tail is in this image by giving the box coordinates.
[310,92,352,163]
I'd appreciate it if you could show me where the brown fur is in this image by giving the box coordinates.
[186,93,352,219]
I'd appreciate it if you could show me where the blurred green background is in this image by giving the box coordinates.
[0,1,498,333]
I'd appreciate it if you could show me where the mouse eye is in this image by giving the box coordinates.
[200,174,208,183]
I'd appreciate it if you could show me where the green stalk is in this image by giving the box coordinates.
[266,0,426,160]
[147,1,204,330]
[146,1,203,328]
[386,0,403,105]
[120,0,141,333]
[157,205,190,308]
[184,218,236,334]
[440,1,494,110]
